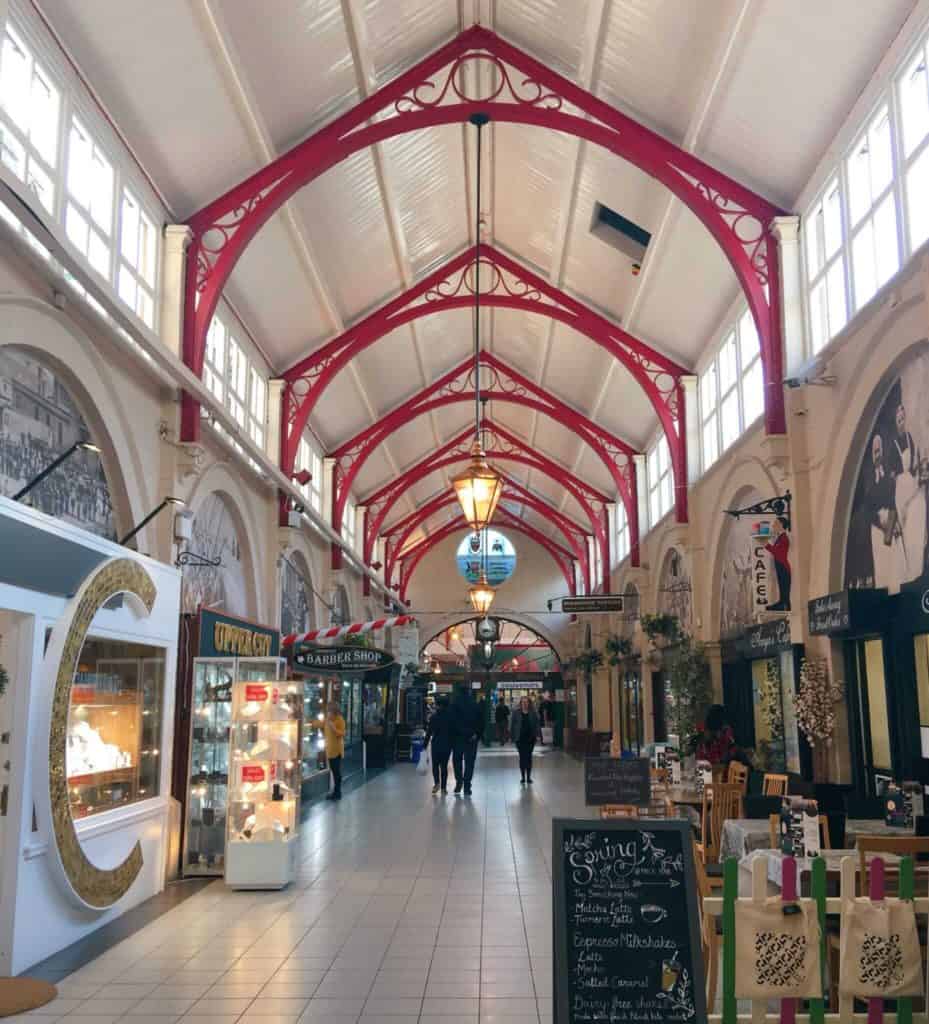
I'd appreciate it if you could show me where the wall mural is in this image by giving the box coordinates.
[181,493,248,616]
[657,547,693,634]
[280,552,314,637]
[0,346,114,538]
[720,488,764,638]
[846,344,929,593]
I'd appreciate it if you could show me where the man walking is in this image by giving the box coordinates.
[494,697,510,745]
[450,686,483,796]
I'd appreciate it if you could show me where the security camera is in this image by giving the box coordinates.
[174,509,193,543]
[287,509,302,529]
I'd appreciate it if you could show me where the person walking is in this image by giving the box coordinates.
[450,686,483,796]
[324,700,346,801]
[494,697,510,745]
[510,696,540,785]
[425,694,453,795]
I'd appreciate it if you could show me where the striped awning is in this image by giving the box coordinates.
[282,614,416,647]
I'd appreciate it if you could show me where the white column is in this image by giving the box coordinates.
[376,537,387,580]
[633,453,648,540]
[681,374,700,485]
[771,215,805,377]
[355,505,367,558]
[266,379,286,466]
[160,225,192,360]
[572,559,581,595]
[323,457,337,528]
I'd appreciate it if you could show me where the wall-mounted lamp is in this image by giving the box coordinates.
[120,497,186,547]
[12,440,100,502]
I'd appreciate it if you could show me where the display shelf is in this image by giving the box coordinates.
[225,678,301,890]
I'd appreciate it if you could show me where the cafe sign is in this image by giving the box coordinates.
[808,592,850,635]
[739,617,791,657]
[293,644,394,673]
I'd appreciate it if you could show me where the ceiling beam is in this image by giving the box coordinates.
[558,0,757,513]
[194,0,417,518]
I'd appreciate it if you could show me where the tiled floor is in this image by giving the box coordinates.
[17,746,586,1024]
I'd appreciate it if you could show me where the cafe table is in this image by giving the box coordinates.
[719,816,912,862]
[667,785,704,808]
[738,848,905,896]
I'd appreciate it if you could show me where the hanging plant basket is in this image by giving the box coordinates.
[640,613,681,649]
[605,634,633,666]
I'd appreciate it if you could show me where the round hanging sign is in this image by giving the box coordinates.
[456,529,516,586]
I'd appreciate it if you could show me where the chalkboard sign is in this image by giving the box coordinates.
[553,819,705,1024]
[584,757,651,807]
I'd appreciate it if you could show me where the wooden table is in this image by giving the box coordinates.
[738,848,907,895]
[667,785,703,807]
[720,816,912,862]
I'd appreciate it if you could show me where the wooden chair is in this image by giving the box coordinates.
[692,835,720,1013]
[856,836,929,896]
[762,773,788,796]
[697,783,743,866]
[726,761,748,793]
[650,767,670,787]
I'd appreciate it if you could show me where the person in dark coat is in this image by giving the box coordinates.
[450,687,483,796]
[510,696,540,785]
[494,698,510,745]
[425,694,453,795]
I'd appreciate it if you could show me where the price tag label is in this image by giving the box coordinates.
[241,764,265,783]
[245,684,269,703]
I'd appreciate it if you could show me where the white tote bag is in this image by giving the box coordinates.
[417,746,431,775]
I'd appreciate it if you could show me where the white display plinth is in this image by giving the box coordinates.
[225,679,301,891]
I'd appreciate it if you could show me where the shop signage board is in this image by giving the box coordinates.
[750,522,773,611]
[198,608,280,658]
[738,617,791,658]
[553,818,704,1024]
[293,645,394,673]
[807,588,889,635]
[561,595,626,613]
[498,680,544,690]
[584,757,650,806]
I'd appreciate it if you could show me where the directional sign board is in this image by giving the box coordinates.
[560,596,626,614]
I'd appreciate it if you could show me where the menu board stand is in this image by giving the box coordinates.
[553,818,705,1024]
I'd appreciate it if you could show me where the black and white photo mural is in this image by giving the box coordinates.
[280,551,314,637]
[657,547,692,634]
[846,344,929,593]
[0,347,114,538]
[181,492,248,616]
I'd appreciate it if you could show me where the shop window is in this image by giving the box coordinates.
[65,116,114,279]
[750,653,800,774]
[615,499,629,563]
[67,636,163,819]
[301,679,327,778]
[117,189,157,328]
[862,637,892,771]
[847,107,899,310]
[247,366,266,450]
[0,24,59,214]
[914,634,929,754]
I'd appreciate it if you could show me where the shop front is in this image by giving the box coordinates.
[0,496,181,974]
[722,618,806,778]
[173,608,283,877]
[291,643,400,798]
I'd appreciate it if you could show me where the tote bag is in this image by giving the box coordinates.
[839,898,923,997]
[417,746,431,776]
[734,897,823,999]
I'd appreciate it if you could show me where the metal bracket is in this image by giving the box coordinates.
[723,491,792,531]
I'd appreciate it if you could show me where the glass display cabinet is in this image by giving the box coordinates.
[67,641,164,819]
[184,656,285,876]
[225,678,302,889]
[300,679,327,781]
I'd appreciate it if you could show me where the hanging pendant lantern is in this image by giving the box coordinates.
[468,570,496,616]
[454,110,502,530]
[453,440,504,532]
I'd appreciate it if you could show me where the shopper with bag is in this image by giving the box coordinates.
[450,686,483,796]
[424,694,453,795]
[510,696,540,785]
[324,700,346,801]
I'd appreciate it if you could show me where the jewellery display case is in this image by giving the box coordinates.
[67,647,164,819]
[184,656,285,876]
[226,678,301,889]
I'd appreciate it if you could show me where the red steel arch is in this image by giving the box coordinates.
[360,420,612,592]
[398,507,577,602]
[329,351,638,562]
[180,25,787,461]
[381,484,592,592]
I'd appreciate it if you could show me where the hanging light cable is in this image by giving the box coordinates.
[453,112,503,533]
[469,527,495,615]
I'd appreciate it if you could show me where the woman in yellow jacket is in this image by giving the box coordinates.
[324,700,346,801]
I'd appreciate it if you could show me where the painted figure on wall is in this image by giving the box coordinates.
[657,548,692,633]
[280,553,313,637]
[720,489,764,638]
[765,517,791,611]
[0,347,114,538]
[846,349,929,592]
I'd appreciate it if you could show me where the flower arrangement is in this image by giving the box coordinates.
[794,656,840,746]
[666,635,712,746]
[758,659,784,742]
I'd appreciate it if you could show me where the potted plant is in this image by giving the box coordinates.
[640,613,681,647]
[604,634,633,666]
[574,648,605,675]
[665,635,712,764]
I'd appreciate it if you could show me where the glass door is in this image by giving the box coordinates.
[852,637,894,794]
[913,634,929,758]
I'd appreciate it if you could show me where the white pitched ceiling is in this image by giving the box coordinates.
[36,0,918,545]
